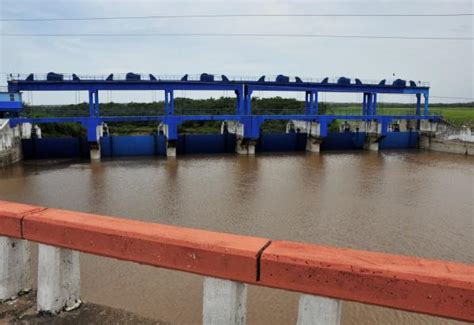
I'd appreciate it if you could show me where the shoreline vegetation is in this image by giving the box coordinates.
[20,97,473,137]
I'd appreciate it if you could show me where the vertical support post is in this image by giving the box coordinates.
[203,277,247,325]
[245,89,253,115]
[297,294,341,325]
[366,93,373,116]
[319,117,328,137]
[423,93,429,116]
[94,90,99,116]
[238,86,245,115]
[372,93,377,115]
[235,90,241,115]
[313,91,319,115]
[164,90,170,115]
[169,90,174,115]
[416,94,421,115]
[362,93,367,115]
[305,92,311,115]
[88,90,94,117]
[0,236,31,300]
[37,244,81,314]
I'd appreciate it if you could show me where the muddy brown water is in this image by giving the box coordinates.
[0,151,472,324]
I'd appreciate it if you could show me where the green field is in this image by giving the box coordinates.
[328,105,474,127]
[22,98,473,137]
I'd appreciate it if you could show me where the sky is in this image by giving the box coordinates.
[0,0,472,105]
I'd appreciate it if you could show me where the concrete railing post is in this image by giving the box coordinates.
[0,236,31,300]
[203,277,247,325]
[297,294,341,325]
[37,244,81,313]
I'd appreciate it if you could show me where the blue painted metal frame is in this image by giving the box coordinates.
[7,78,436,142]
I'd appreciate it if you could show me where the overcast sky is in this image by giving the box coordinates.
[0,0,472,105]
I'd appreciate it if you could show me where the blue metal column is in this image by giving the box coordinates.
[164,90,169,115]
[363,93,369,115]
[169,90,174,115]
[374,94,378,115]
[313,92,319,115]
[94,90,99,116]
[245,89,253,115]
[423,93,429,115]
[305,91,311,115]
[305,91,318,115]
[236,88,245,115]
[416,94,421,115]
[88,91,94,117]
[319,116,328,137]
[365,93,372,116]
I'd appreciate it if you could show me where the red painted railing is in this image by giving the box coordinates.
[0,200,472,322]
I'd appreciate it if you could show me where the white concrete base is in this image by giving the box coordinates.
[0,237,31,301]
[90,147,101,160]
[297,294,341,325]
[37,244,81,314]
[364,136,379,151]
[236,140,256,155]
[366,142,379,151]
[306,138,321,153]
[203,277,247,325]
[166,146,176,157]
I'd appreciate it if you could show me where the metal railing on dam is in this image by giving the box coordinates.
[0,200,472,324]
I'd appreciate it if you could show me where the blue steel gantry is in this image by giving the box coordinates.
[6,73,437,145]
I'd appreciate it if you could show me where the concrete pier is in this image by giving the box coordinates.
[89,142,101,160]
[364,136,380,151]
[0,236,31,301]
[306,137,321,153]
[0,120,39,167]
[203,277,247,325]
[166,140,177,157]
[224,121,256,155]
[158,123,178,157]
[364,120,382,151]
[235,139,256,155]
[289,121,323,153]
[297,294,341,325]
[37,244,80,314]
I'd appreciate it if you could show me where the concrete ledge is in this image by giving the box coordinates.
[22,208,270,283]
[0,200,44,238]
[259,241,474,322]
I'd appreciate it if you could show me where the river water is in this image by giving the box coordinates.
[0,151,472,324]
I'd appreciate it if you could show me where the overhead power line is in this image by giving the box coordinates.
[1,13,473,22]
[1,33,472,41]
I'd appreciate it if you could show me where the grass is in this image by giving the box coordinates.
[329,105,474,127]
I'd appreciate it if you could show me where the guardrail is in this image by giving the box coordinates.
[0,200,472,324]
[5,73,430,87]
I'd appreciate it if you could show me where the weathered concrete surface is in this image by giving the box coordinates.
[203,277,247,325]
[37,245,80,313]
[420,134,474,156]
[0,238,31,301]
[0,138,22,168]
[0,290,166,324]
[297,294,341,325]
